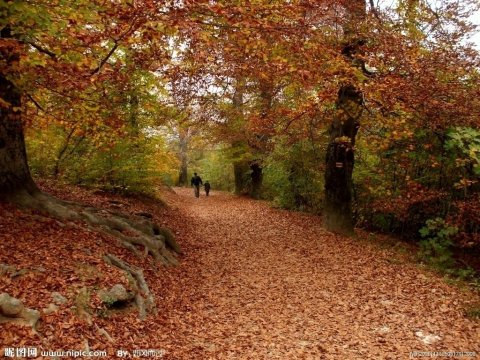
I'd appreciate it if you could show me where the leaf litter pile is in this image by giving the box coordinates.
[1,183,479,359]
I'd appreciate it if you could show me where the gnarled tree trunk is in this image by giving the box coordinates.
[324,0,366,235]
[0,27,38,198]
[0,28,179,270]
[0,76,38,197]
[324,85,362,234]
[233,159,249,195]
[249,162,263,200]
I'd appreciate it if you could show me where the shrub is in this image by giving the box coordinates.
[418,218,458,270]
[262,138,324,212]
[26,125,178,196]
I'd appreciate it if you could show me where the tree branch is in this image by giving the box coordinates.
[368,0,381,20]
[26,94,65,122]
[27,94,45,112]
[91,41,119,76]
[26,41,57,59]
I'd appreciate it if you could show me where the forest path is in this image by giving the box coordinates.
[159,188,479,359]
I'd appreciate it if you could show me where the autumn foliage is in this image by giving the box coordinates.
[1,0,480,355]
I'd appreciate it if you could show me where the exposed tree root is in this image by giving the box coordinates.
[104,254,155,320]
[8,189,179,266]
[95,324,114,342]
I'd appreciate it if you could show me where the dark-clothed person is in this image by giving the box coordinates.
[191,172,203,198]
[204,181,211,196]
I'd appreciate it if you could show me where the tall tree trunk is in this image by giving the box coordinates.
[324,0,366,234]
[52,127,76,179]
[0,77,38,196]
[250,162,263,199]
[178,158,188,187]
[324,85,362,233]
[231,81,250,195]
[246,79,273,199]
[233,160,249,195]
[247,79,273,199]
[177,128,188,186]
[0,26,38,198]
[128,93,140,135]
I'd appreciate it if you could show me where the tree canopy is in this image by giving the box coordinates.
[0,0,479,240]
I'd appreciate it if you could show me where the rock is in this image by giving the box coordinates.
[51,292,68,305]
[0,293,40,328]
[108,284,132,302]
[23,309,41,326]
[104,254,155,319]
[43,303,59,315]
[0,293,24,317]
[99,284,134,305]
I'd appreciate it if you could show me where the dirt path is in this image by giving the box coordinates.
[158,188,479,359]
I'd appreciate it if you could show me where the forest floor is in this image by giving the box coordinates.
[1,183,480,359]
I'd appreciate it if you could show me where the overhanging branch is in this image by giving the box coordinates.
[26,41,57,59]
[91,40,119,76]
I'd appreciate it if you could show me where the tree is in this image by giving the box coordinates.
[2,0,479,242]
[0,24,37,195]
[177,126,190,186]
[0,1,189,265]
[1,1,122,198]
[351,0,480,242]
[166,2,318,199]
[322,0,366,234]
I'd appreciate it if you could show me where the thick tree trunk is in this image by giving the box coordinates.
[324,85,362,234]
[250,162,263,199]
[246,79,273,200]
[0,78,37,196]
[233,160,249,195]
[323,0,366,235]
[0,26,38,198]
[178,157,188,186]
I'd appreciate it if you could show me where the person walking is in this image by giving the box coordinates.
[191,172,203,198]
[204,181,211,196]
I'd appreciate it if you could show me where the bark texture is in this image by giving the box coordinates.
[233,160,249,195]
[324,86,362,234]
[249,162,263,200]
[232,81,250,195]
[0,27,38,197]
[323,0,366,235]
[177,130,188,187]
